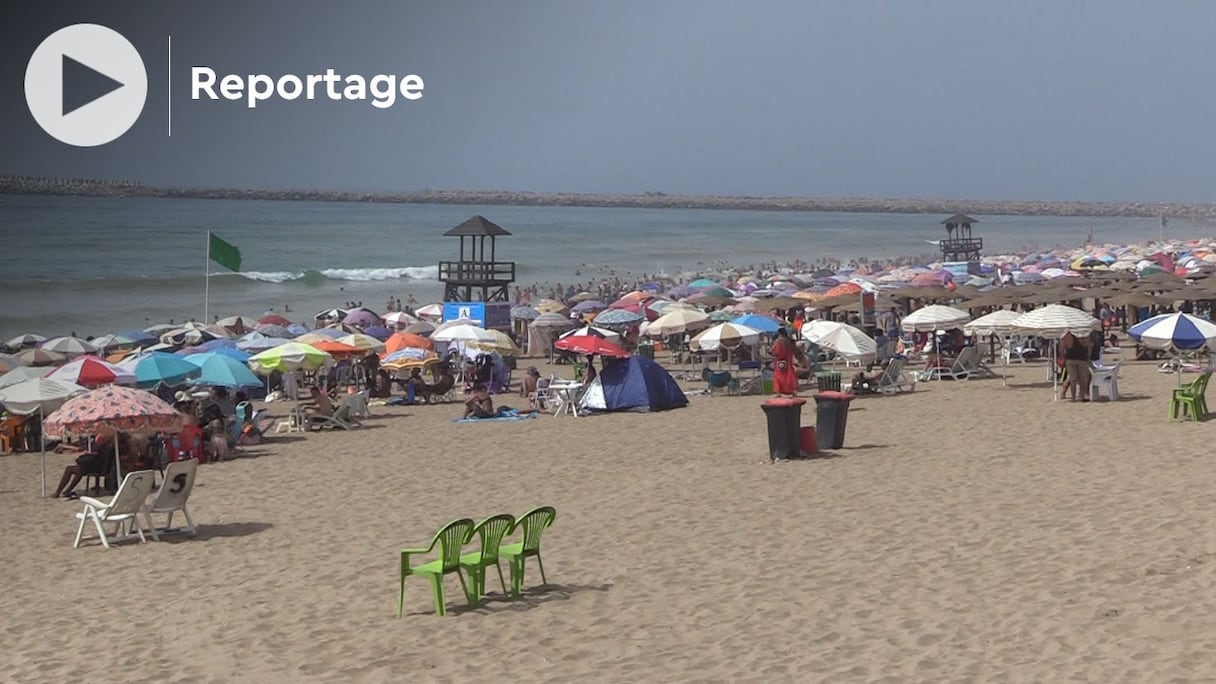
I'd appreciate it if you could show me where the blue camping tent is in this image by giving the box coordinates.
[578,356,688,413]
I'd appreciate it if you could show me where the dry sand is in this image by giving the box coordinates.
[4,354,1216,682]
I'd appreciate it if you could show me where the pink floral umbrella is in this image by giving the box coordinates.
[43,386,184,481]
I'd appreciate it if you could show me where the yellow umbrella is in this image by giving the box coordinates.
[338,333,386,353]
[469,329,521,355]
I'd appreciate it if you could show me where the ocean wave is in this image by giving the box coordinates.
[228,266,439,284]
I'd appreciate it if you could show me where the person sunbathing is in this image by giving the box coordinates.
[305,386,335,417]
[463,386,514,419]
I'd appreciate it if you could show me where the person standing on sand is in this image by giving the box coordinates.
[1061,332,1092,401]
[771,328,801,397]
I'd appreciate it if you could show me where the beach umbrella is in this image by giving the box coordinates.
[553,334,629,358]
[700,286,735,298]
[308,339,361,355]
[160,326,221,347]
[119,351,201,388]
[362,326,392,341]
[236,332,291,352]
[0,353,23,372]
[690,323,762,351]
[900,305,971,333]
[593,309,644,326]
[381,348,439,371]
[144,323,177,334]
[294,332,340,345]
[338,333,386,353]
[688,278,719,289]
[247,342,331,374]
[647,308,711,336]
[47,356,137,386]
[567,291,598,303]
[963,309,1026,386]
[385,332,435,354]
[431,322,496,345]
[384,311,419,327]
[0,365,52,388]
[730,313,784,334]
[1128,312,1216,351]
[216,315,253,333]
[5,333,46,349]
[43,385,184,484]
[90,334,138,351]
[185,353,263,388]
[530,312,577,329]
[415,303,444,320]
[558,325,622,343]
[343,308,382,328]
[313,308,349,325]
[0,377,89,496]
[510,305,541,321]
[469,329,521,356]
[285,324,310,337]
[254,323,293,338]
[195,346,249,362]
[258,314,293,327]
[41,336,98,357]
[803,320,877,363]
[569,300,607,315]
[533,299,568,315]
[403,321,436,335]
[1012,305,1100,400]
[708,309,736,322]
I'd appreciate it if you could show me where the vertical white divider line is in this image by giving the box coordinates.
[167,35,172,136]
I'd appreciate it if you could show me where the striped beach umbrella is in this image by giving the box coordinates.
[247,342,331,373]
[1128,312,1216,351]
[41,336,98,357]
[47,356,137,386]
[689,323,762,351]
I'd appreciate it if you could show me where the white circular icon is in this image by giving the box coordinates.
[25,23,147,147]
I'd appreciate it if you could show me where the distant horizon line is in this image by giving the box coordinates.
[1,174,1214,220]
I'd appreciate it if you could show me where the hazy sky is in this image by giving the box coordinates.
[5,1,1216,201]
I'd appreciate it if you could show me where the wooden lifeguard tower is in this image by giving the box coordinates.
[438,215,515,302]
[939,214,983,262]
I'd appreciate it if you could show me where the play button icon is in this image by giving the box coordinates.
[25,24,147,147]
[61,54,126,116]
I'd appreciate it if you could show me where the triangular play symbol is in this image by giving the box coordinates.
[62,54,124,116]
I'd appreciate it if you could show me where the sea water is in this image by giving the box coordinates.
[0,194,1188,339]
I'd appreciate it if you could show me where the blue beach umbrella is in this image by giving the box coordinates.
[185,353,263,388]
[730,314,783,334]
[1128,312,1216,351]
[362,325,392,341]
[116,330,158,345]
[122,351,201,388]
[594,308,644,325]
[285,324,310,337]
[689,278,719,289]
[199,338,239,351]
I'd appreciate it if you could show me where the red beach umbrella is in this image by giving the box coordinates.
[554,335,629,358]
[258,314,293,327]
[46,356,137,386]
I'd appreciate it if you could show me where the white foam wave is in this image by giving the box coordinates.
[319,266,439,281]
[239,270,305,283]
[233,265,439,284]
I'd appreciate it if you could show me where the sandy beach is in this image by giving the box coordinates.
[3,353,1215,682]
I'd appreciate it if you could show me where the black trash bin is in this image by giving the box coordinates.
[813,391,855,450]
[761,397,805,461]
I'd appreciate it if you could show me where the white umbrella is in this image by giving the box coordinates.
[415,303,445,320]
[964,309,1026,387]
[0,366,52,389]
[41,336,98,357]
[5,333,46,349]
[689,323,762,351]
[647,308,711,336]
[900,305,971,333]
[0,377,88,496]
[1012,304,1100,400]
[431,323,496,344]
[383,311,419,327]
[558,325,622,343]
[803,320,877,363]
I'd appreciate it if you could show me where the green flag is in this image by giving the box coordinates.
[208,232,242,272]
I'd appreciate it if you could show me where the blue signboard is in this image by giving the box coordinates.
[442,301,512,330]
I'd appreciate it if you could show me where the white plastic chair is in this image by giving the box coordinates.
[1090,362,1120,401]
[148,458,198,536]
[346,391,372,419]
[73,470,159,549]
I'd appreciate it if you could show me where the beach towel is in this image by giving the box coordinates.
[453,412,539,424]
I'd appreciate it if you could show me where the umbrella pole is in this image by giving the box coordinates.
[39,406,46,498]
[116,430,123,483]
[1052,340,1058,401]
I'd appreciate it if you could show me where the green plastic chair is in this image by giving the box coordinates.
[397,518,475,617]
[1171,371,1212,421]
[459,513,515,605]
[499,506,557,598]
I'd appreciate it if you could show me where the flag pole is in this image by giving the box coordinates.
[205,231,211,323]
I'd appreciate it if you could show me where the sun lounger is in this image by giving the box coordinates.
[73,470,159,549]
[309,403,362,430]
[875,357,916,395]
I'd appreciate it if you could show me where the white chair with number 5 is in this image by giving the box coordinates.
[148,458,199,536]
[74,470,159,549]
